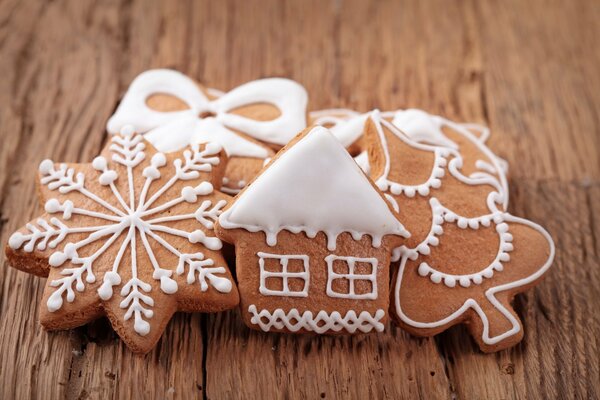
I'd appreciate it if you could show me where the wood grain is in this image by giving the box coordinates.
[0,0,598,399]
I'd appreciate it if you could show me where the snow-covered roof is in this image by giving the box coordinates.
[218,126,409,250]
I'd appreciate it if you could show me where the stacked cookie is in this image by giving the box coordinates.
[5,69,554,354]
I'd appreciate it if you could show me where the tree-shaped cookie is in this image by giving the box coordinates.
[107,69,308,194]
[5,127,239,353]
[215,126,409,334]
[363,111,554,351]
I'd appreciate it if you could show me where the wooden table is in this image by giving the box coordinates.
[1,1,598,398]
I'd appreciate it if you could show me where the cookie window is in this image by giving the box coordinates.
[258,252,310,297]
[325,255,378,300]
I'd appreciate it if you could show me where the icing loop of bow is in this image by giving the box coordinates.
[107,69,308,158]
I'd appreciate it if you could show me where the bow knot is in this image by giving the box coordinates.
[107,69,308,158]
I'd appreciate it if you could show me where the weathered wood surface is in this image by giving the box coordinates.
[0,0,598,398]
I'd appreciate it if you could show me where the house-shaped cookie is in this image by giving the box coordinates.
[215,126,409,334]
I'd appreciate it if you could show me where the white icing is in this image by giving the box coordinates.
[354,151,370,174]
[218,126,409,250]
[311,108,509,206]
[107,69,308,156]
[356,111,554,345]
[416,211,514,288]
[9,129,232,336]
[258,252,310,297]
[248,305,385,333]
[370,112,506,211]
[328,113,368,147]
[325,255,378,300]
[394,211,555,345]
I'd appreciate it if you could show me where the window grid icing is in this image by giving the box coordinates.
[258,252,309,297]
[326,255,378,300]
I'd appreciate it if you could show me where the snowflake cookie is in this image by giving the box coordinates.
[361,111,554,352]
[5,127,239,353]
[215,126,409,334]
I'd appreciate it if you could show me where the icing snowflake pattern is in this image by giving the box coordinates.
[8,127,232,336]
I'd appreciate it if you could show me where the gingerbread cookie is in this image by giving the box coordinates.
[107,69,308,194]
[310,108,509,190]
[362,111,554,352]
[214,126,409,334]
[6,126,239,353]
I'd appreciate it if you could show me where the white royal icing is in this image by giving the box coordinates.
[325,255,378,300]
[258,252,310,297]
[9,128,232,336]
[248,305,385,334]
[370,112,506,212]
[394,210,555,345]
[218,126,409,250]
[311,108,509,203]
[107,69,308,156]
[361,111,554,345]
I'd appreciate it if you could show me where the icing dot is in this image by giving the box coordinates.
[194,181,214,195]
[390,184,402,196]
[99,170,118,185]
[496,223,509,233]
[404,187,416,198]
[444,276,456,287]
[98,282,113,300]
[160,276,178,294]
[143,166,160,180]
[418,263,429,276]
[45,198,61,213]
[417,186,430,196]
[430,178,442,189]
[210,275,233,293]
[152,152,167,167]
[134,319,151,336]
[49,251,67,267]
[499,253,511,262]
[482,269,494,278]
[188,230,206,243]
[39,159,54,174]
[8,232,24,249]
[47,292,63,312]
[473,275,483,284]
[468,219,479,229]
[459,277,471,287]
[376,180,388,191]
[502,243,514,252]
[492,261,504,271]
[92,156,107,171]
[181,186,198,203]
[417,243,431,255]
[457,218,468,229]
[430,273,442,284]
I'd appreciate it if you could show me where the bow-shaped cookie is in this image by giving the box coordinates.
[107,69,308,156]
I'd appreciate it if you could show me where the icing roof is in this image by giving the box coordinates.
[219,126,409,250]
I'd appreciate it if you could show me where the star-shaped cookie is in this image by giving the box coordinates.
[5,127,239,353]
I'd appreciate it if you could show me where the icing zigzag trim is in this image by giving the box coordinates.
[248,305,385,334]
